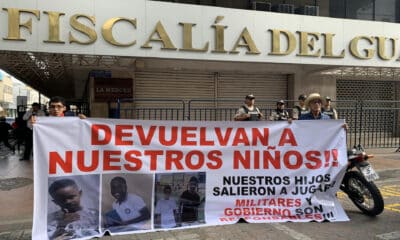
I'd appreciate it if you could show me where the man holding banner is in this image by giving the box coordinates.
[299,93,330,120]
[299,93,348,130]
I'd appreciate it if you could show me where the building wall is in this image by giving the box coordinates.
[86,58,343,118]
[0,74,14,115]
[1,0,399,119]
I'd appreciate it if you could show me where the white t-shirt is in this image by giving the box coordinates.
[155,199,177,228]
[112,193,146,222]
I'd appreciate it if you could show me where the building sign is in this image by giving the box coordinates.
[32,118,349,239]
[0,0,399,67]
[94,78,132,102]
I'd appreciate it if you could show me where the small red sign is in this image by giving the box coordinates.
[94,78,133,102]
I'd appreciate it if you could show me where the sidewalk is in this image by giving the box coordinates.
[364,148,400,172]
[0,147,399,239]
[0,151,33,239]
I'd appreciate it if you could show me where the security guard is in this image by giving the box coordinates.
[292,94,309,120]
[269,100,290,121]
[322,96,338,119]
[234,94,264,121]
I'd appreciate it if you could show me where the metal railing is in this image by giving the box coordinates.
[116,98,186,120]
[188,99,276,121]
[356,100,400,148]
[115,98,400,149]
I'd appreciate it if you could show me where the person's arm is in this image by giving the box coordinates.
[37,110,46,117]
[292,107,299,120]
[234,114,250,121]
[256,107,264,120]
[30,115,37,125]
[49,211,80,239]
[333,109,338,120]
[123,207,150,225]
[25,110,42,125]
[234,107,249,121]
[154,200,162,227]
[173,209,180,227]
[180,194,201,207]
[22,110,32,121]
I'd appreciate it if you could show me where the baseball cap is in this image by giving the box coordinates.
[245,94,255,99]
[298,94,307,101]
[277,100,285,105]
[325,96,332,101]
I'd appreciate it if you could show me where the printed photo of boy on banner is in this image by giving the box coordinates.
[101,174,152,233]
[47,175,100,240]
[32,117,349,240]
[154,172,206,228]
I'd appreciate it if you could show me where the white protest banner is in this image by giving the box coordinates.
[32,117,349,240]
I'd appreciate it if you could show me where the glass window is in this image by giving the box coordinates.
[396,0,400,22]
[329,0,346,18]
[331,0,374,20]
[375,0,396,22]
[347,0,374,20]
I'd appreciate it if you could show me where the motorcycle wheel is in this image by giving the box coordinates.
[342,171,384,216]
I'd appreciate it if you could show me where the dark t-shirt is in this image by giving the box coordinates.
[180,190,200,222]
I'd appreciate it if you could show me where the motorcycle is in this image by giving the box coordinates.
[340,144,384,216]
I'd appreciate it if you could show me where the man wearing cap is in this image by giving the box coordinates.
[322,96,338,120]
[269,100,290,121]
[234,94,264,121]
[292,94,309,120]
[300,93,331,120]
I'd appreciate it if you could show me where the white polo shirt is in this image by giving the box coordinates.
[112,193,146,222]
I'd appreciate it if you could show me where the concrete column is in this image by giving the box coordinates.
[291,67,337,104]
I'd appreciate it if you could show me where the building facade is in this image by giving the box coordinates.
[0,0,399,119]
[0,72,13,116]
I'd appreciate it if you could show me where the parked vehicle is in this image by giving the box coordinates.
[340,144,384,216]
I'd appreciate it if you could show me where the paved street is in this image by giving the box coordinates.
[0,148,399,240]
